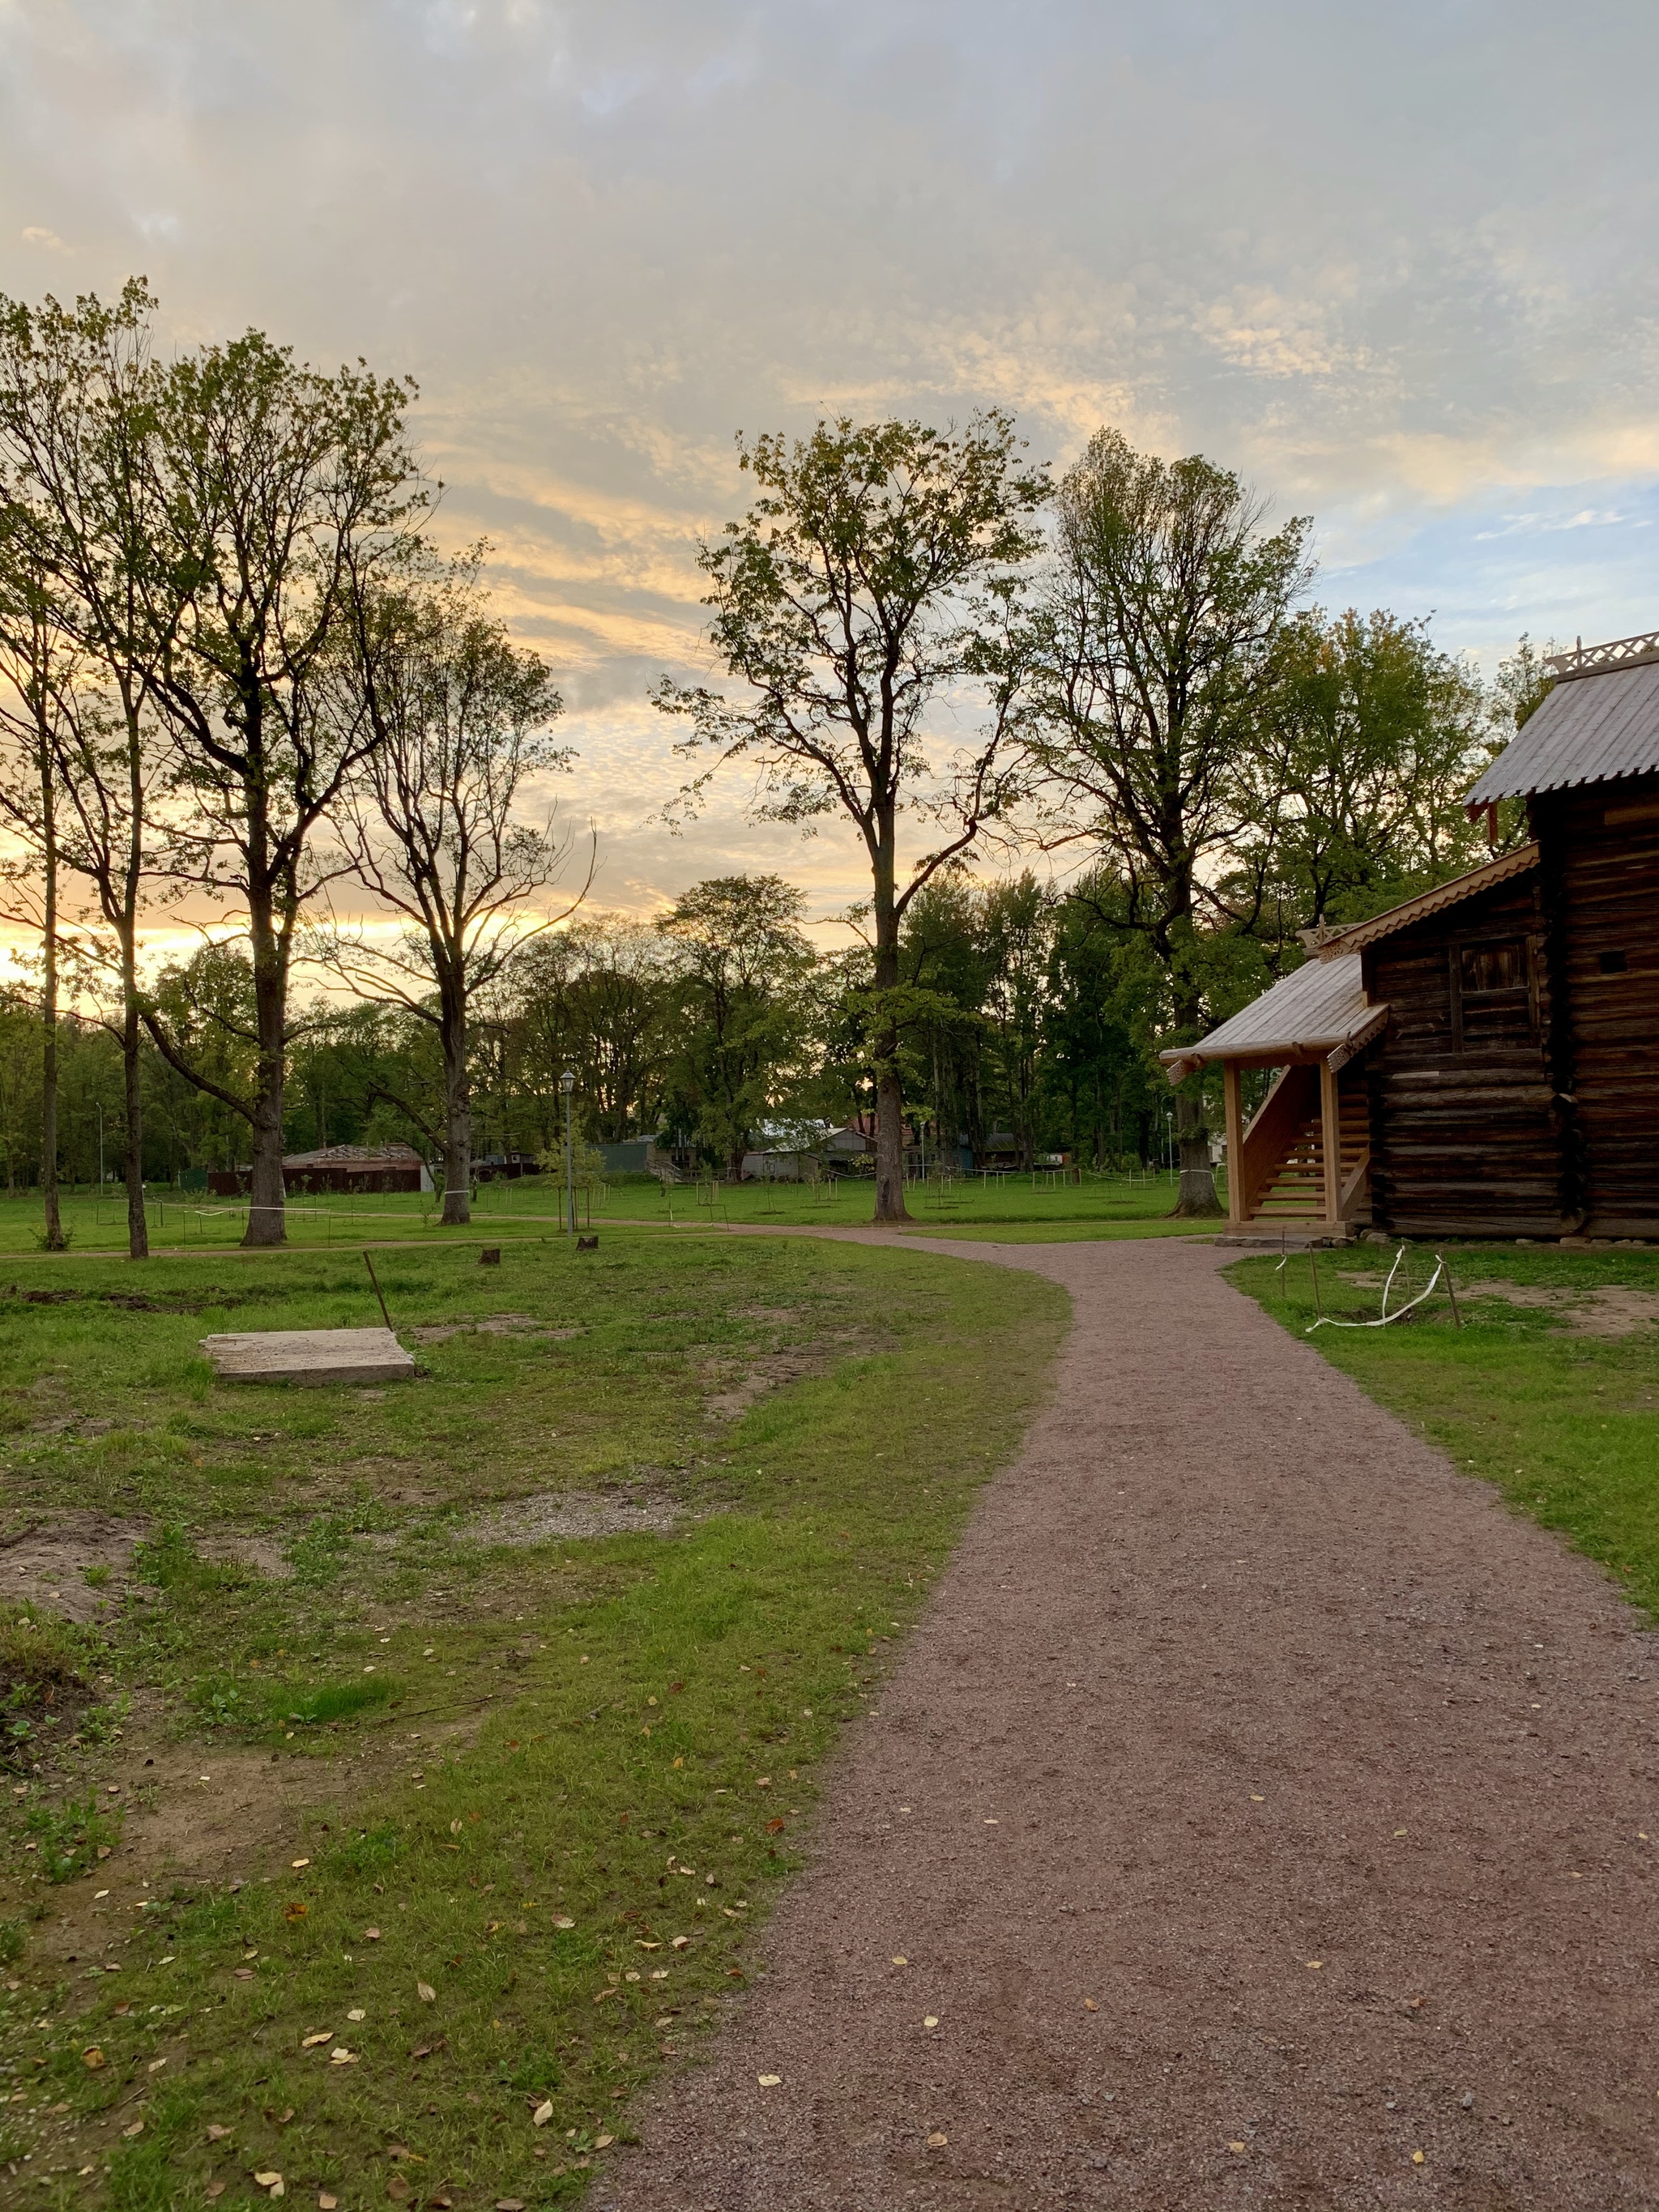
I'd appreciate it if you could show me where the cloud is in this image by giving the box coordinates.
[3,0,1658,914]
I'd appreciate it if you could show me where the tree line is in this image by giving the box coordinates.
[0,282,1546,1252]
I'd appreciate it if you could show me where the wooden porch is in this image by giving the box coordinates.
[1220,1058,1373,1238]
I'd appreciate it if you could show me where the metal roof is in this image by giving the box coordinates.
[1314,844,1538,956]
[1467,658,1659,804]
[1161,954,1370,1067]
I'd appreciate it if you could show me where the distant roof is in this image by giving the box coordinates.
[1467,655,1659,805]
[1314,843,1539,957]
[282,1142,422,1168]
[1160,954,1371,1072]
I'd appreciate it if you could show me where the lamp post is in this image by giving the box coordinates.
[97,1102,104,1189]
[561,1068,577,1234]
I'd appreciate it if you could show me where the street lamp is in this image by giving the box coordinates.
[561,1068,577,1235]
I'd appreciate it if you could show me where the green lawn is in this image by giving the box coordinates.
[0,1232,1067,2208]
[0,1167,1215,1259]
[1230,1241,1659,1621]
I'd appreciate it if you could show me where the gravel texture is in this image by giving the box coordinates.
[596,1232,1659,2211]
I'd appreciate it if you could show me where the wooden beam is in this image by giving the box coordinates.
[1320,1059,1342,1224]
[1222,1062,1245,1225]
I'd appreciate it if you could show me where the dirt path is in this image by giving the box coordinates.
[597,1232,1659,2211]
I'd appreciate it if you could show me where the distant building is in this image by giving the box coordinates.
[209,1142,433,1197]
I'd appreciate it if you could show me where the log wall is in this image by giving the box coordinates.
[1536,774,1659,1237]
[1363,872,1569,1238]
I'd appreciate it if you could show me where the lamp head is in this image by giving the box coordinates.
[560,1068,576,1096]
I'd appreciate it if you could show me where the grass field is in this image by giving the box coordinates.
[0,1232,1067,2208]
[0,1168,1214,1259]
[1230,1240,1659,1622]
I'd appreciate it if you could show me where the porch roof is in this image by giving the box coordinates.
[1158,955,1379,1081]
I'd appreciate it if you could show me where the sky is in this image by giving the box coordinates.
[4,0,1659,938]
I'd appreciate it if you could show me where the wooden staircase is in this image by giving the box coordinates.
[1252,1084,1371,1221]
[1228,1061,1372,1233]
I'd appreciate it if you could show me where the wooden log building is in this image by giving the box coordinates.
[1164,629,1659,1240]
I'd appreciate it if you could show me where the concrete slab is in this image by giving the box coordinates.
[199,1326,416,1387]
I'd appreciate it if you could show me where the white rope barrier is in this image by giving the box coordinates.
[1305,1244,1447,1331]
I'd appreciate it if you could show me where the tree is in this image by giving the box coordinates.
[318,548,579,1223]
[1233,607,1491,942]
[140,323,424,1245]
[514,919,674,1144]
[0,558,68,1247]
[657,874,816,1175]
[0,280,175,1260]
[1030,428,1310,1215]
[655,413,1047,1222]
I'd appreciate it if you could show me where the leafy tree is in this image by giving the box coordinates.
[139,320,424,1244]
[317,547,578,1222]
[656,873,816,1174]
[655,412,1047,1221]
[1232,607,1491,941]
[514,919,674,1144]
[1030,427,1310,1215]
[0,279,177,1258]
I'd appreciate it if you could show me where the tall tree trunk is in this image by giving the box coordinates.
[243,915,288,1248]
[38,739,64,1251]
[120,948,149,1260]
[441,988,471,1226]
[871,816,911,1225]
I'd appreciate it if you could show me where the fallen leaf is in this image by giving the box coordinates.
[290,1858,310,1870]
[284,1902,309,1922]
[1229,2140,1247,2154]
[927,2131,948,2149]
[253,2177,282,2193]
[757,2073,782,2087]
[1412,2150,1426,2165]
[207,2189,225,2203]
[234,1967,255,1980]
[122,2120,144,2138]
[923,2015,939,2028]
[1250,1795,1265,1804]
[319,2197,338,2210]
[301,2031,334,2048]
[766,1818,786,1834]
[416,1980,436,2003]
[206,2125,232,2142]
[1305,1959,1323,1970]
[892,1955,908,1967]
[671,1934,689,1949]
[595,2133,614,2149]
[364,1927,382,1941]
[450,1819,463,1835]
[347,2008,365,2022]
[532,2099,554,2127]
[81,2048,105,2070]
[552,1916,575,1931]
[495,2201,527,2211]
[1083,1999,1098,2013]
[329,2048,357,2065]
[387,2179,411,2205]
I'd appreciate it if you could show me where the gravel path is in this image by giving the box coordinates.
[597,1233,1659,2210]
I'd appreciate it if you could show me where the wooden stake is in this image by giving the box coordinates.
[1440,1253,1461,1329]
[1310,1244,1323,1320]
[364,1250,393,1331]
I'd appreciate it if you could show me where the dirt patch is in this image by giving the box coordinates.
[702,1345,845,1421]
[409,1315,585,1344]
[0,1515,152,1623]
[3,1285,244,1316]
[454,1488,693,1546]
[195,1532,295,1580]
[1452,1279,1659,1339]
[1337,1271,1659,1340]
